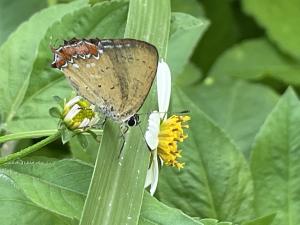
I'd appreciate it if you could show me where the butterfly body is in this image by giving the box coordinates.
[51,38,158,124]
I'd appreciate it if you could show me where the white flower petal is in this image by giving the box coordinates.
[64,104,81,121]
[144,150,159,196]
[65,96,82,108]
[144,162,154,188]
[157,60,171,119]
[79,118,90,128]
[89,116,99,127]
[150,150,159,195]
[145,112,160,150]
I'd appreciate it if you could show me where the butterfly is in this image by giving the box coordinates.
[51,38,159,127]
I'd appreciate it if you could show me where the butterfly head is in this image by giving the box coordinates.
[126,114,140,127]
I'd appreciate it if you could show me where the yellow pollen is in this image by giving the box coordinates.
[157,114,190,169]
[63,99,95,130]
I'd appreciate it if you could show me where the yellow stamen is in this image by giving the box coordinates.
[157,115,190,169]
[63,98,96,130]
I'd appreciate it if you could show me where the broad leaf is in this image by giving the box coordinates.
[191,0,239,72]
[243,0,300,60]
[171,0,205,18]
[0,159,93,220]
[157,87,254,223]
[167,13,209,75]
[184,74,278,158]
[200,218,233,225]
[139,193,203,225]
[69,135,100,163]
[0,0,47,45]
[251,88,300,225]
[209,38,300,85]
[242,213,276,225]
[0,159,93,224]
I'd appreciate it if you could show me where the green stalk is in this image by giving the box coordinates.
[0,130,58,144]
[0,129,102,144]
[0,131,61,165]
[79,1,171,225]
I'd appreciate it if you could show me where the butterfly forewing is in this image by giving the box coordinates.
[53,39,158,122]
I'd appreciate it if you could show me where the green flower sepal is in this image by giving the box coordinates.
[49,96,99,147]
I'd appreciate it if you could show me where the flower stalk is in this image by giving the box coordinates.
[0,131,61,165]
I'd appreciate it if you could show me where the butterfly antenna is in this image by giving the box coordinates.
[138,110,190,117]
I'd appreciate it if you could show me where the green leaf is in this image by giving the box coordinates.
[79,1,171,225]
[1,158,93,195]
[49,107,61,118]
[175,63,202,87]
[191,0,239,72]
[243,0,300,60]
[139,193,203,225]
[199,218,233,225]
[183,74,278,158]
[250,88,300,225]
[242,213,276,225]
[0,168,85,220]
[76,133,89,149]
[209,38,300,85]
[157,87,254,223]
[0,158,211,225]
[0,159,94,224]
[61,127,73,144]
[198,219,218,225]
[53,95,64,107]
[0,0,47,45]
[89,0,107,6]
[69,134,99,163]
[167,13,209,75]
[124,0,170,59]
[171,0,205,18]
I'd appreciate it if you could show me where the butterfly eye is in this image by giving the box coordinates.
[127,114,139,127]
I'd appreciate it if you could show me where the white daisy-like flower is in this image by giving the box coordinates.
[144,60,190,195]
[63,96,98,130]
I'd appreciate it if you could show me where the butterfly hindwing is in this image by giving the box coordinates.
[55,39,158,122]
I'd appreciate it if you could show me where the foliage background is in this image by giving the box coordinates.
[0,0,299,225]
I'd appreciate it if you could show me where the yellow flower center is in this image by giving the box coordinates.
[63,99,95,130]
[157,115,190,169]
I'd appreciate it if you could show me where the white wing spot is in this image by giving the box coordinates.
[103,45,114,49]
[73,63,80,69]
[93,53,100,59]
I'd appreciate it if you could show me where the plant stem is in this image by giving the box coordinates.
[0,130,58,144]
[0,131,61,165]
[0,129,103,144]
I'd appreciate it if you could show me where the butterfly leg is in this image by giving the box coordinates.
[98,116,107,129]
[118,124,129,158]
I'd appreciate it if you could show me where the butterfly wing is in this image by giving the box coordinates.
[60,39,158,122]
